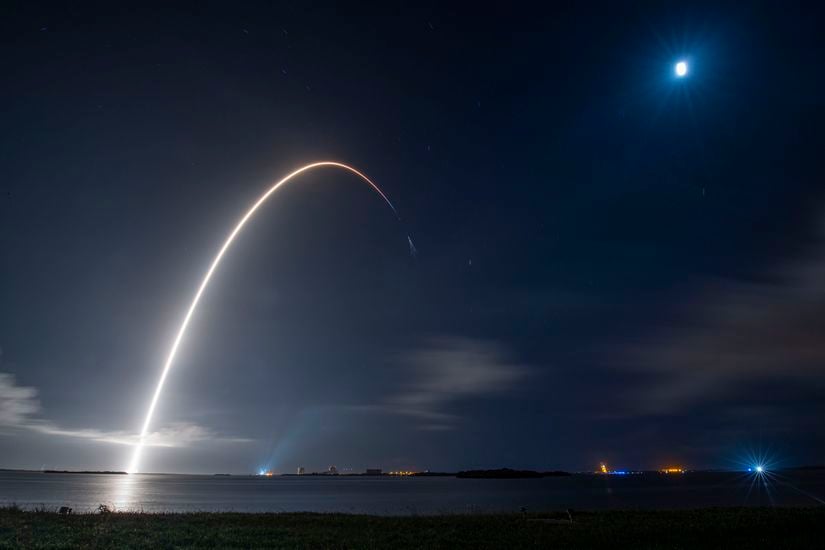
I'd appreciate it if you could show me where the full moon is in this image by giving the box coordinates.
[675,60,688,77]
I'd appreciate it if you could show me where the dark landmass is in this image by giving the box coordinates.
[281,473,339,477]
[1,507,823,549]
[42,470,127,475]
[456,468,571,479]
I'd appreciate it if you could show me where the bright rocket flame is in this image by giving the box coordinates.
[127,161,401,474]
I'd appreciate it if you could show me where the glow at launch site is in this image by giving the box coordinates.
[127,161,404,474]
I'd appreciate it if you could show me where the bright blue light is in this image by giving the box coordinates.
[675,60,688,77]
[737,449,778,475]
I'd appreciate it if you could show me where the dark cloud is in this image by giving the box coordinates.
[622,227,825,415]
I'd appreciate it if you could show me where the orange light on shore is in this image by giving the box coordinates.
[389,471,416,476]
[661,467,684,474]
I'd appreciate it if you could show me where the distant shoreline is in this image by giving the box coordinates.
[2,465,822,477]
[456,469,572,479]
[42,470,127,475]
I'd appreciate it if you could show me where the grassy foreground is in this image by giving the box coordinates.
[1,507,824,549]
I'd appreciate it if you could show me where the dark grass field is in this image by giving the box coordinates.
[1,507,823,549]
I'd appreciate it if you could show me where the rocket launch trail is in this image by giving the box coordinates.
[127,161,405,474]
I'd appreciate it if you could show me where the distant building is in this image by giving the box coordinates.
[297,467,305,476]
[365,468,382,476]
[328,465,338,475]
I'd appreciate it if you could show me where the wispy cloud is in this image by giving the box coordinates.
[0,371,249,447]
[380,337,529,429]
[27,421,251,447]
[0,372,40,428]
[622,234,825,414]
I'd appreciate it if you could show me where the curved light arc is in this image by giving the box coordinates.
[127,161,397,474]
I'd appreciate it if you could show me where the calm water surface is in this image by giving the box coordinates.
[1,471,823,514]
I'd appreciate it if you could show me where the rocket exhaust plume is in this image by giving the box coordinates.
[127,161,404,474]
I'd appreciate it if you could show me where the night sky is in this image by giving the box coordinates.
[1,3,824,474]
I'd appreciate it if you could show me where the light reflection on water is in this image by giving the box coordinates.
[111,474,135,511]
[1,471,824,515]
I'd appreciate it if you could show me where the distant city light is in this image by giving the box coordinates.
[661,467,684,474]
[675,60,688,77]
[597,462,635,475]
[755,465,764,473]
